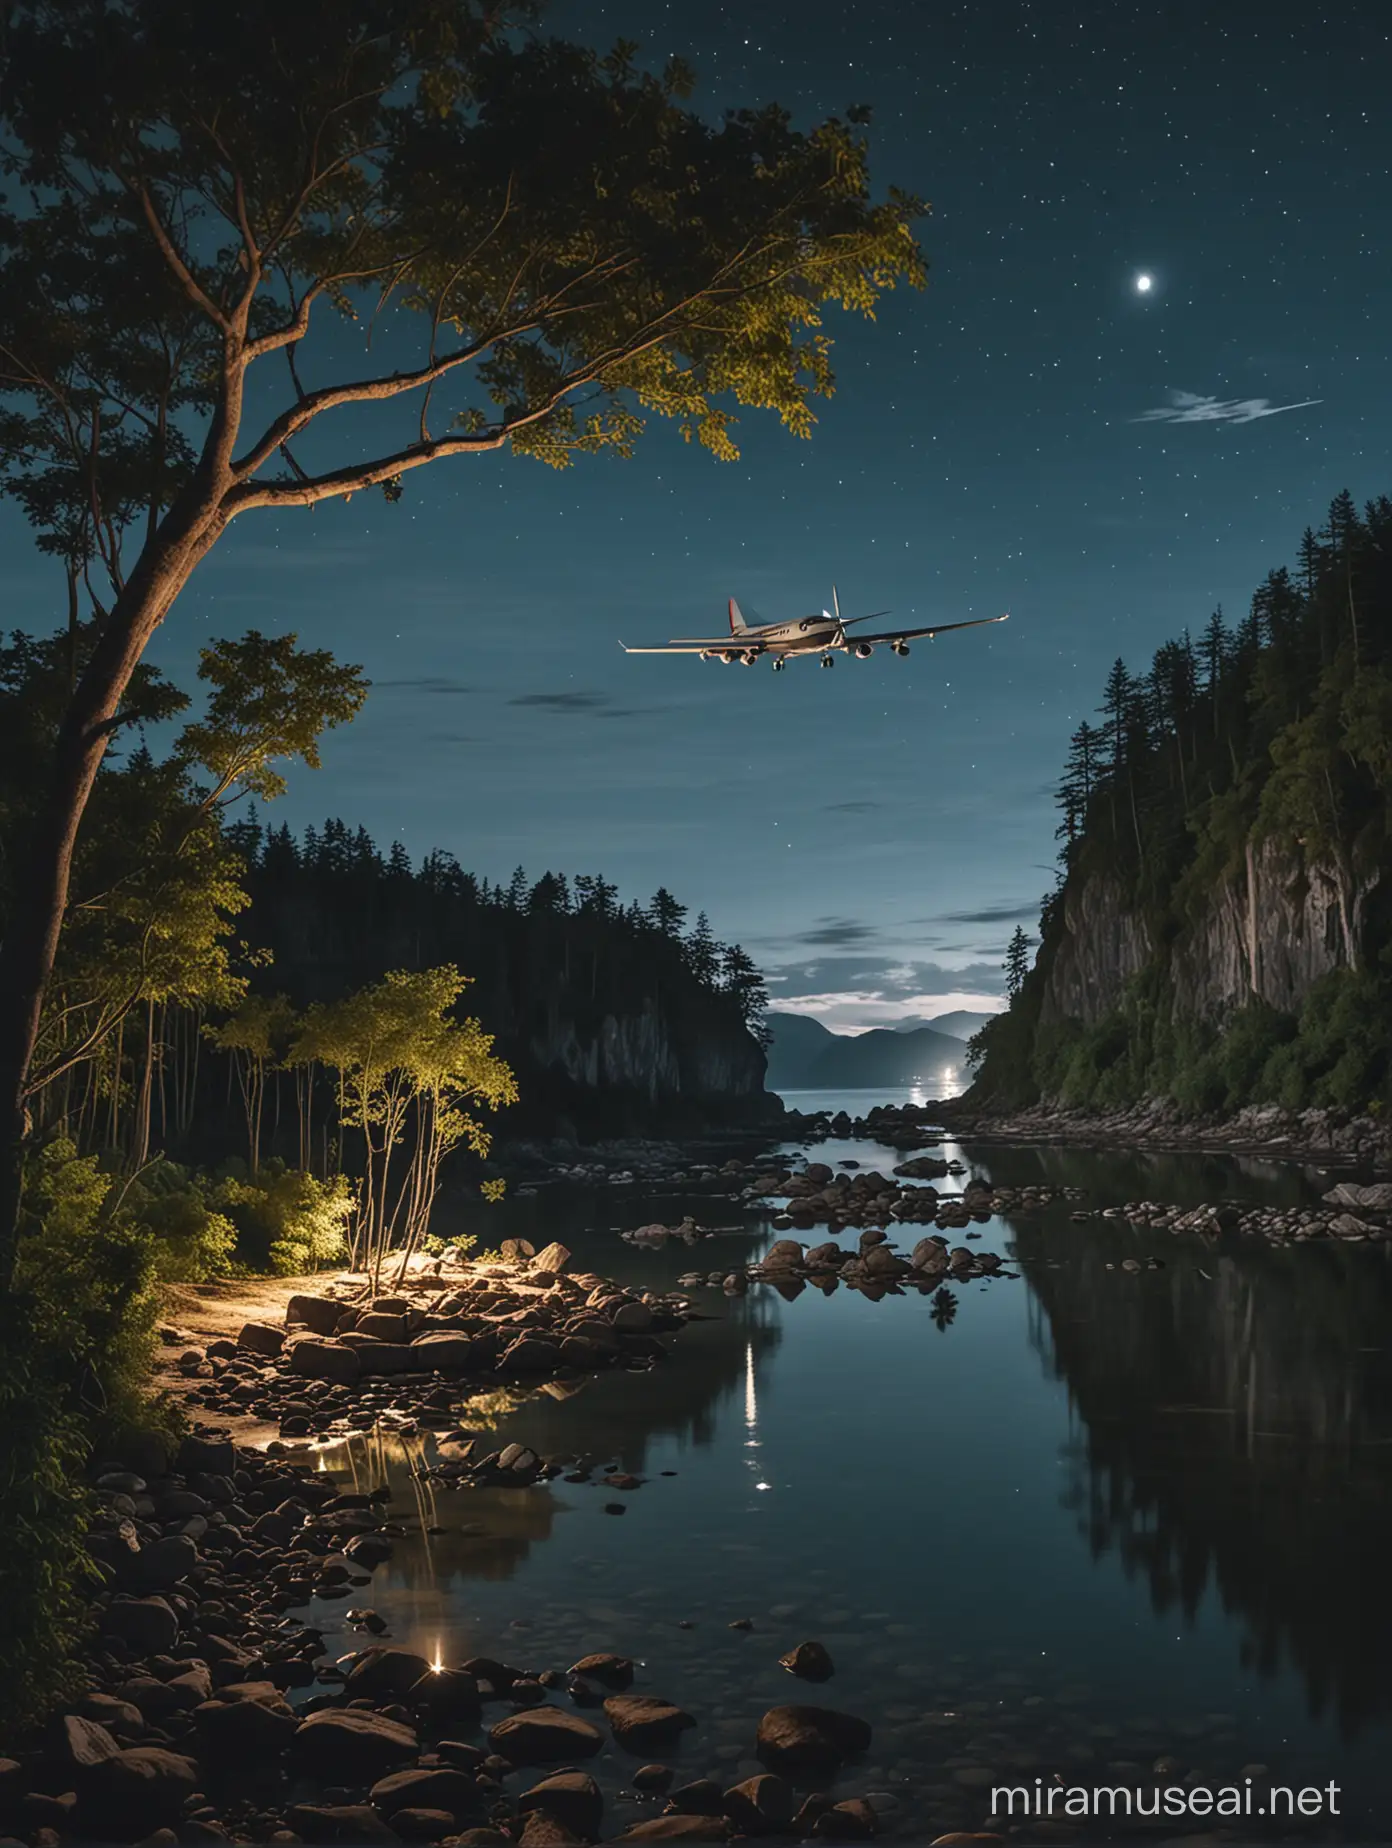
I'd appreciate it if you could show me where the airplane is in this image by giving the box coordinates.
[619,587,1008,670]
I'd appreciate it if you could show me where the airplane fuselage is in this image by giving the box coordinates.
[682,616,903,669]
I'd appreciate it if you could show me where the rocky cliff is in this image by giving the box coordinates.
[1040,843,1367,1029]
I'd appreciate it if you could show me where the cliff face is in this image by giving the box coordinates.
[1040,843,1369,1028]
[526,999,767,1108]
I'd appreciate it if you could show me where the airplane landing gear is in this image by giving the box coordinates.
[772,657,786,672]
[820,653,835,669]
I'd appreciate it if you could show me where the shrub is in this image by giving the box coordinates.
[214,1159,353,1273]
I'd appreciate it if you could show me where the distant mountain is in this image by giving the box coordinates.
[906,1009,996,1043]
[764,1012,967,1091]
[763,1012,841,1090]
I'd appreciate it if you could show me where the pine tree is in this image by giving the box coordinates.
[684,913,720,987]
[647,887,688,937]
[719,943,771,1038]
[1054,721,1101,856]
[505,865,529,910]
[1003,926,1033,1003]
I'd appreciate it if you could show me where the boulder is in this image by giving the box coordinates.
[290,1803,401,1843]
[288,1335,362,1383]
[192,1695,298,1756]
[357,1311,411,1342]
[369,1767,481,1823]
[603,1695,696,1753]
[499,1337,563,1375]
[175,1433,235,1476]
[518,1816,583,1848]
[100,1596,179,1654]
[1324,1182,1392,1211]
[778,1641,834,1682]
[344,1647,432,1699]
[410,1332,477,1372]
[79,1747,199,1836]
[291,1709,418,1779]
[75,1694,145,1742]
[285,1293,344,1336]
[723,1775,795,1833]
[237,1321,285,1356]
[612,1301,654,1333]
[517,1771,604,1837]
[612,1821,730,1842]
[666,1781,724,1816]
[755,1706,871,1769]
[488,1706,604,1764]
[762,1241,806,1268]
[407,1668,482,1724]
[567,1653,633,1688]
[349,1340,420,1376]
[55,1714,121,1772]
[124,1533,198,1594]
[529,1243,572,1275]
[810,1797,878,1839]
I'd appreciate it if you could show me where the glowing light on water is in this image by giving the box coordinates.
[744,1342,759,1447]
[431,1646,444,1673]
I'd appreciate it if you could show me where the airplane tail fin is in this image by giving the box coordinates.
[729,597,750,635]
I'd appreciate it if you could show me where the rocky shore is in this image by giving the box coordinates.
[2,1423,899,1848]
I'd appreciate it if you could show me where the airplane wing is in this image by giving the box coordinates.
[618,641,741,654]
[853,613,1010,646]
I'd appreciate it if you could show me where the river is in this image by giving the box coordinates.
[307,1101,1392,1840]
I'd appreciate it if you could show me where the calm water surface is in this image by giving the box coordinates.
[306,1102,1392,1838]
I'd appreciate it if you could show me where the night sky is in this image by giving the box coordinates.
[6,0,1391,1030]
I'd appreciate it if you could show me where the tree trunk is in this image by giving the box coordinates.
[0,505,225,1288]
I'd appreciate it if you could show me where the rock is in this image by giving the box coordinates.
[287,1336,361,1384]
[125,1533,198,1594]
[612,1821,730,1843]
[631,1766,675,1794]
[517,1771,604,1837]
[344,1532,394,1569]
[101,1596,179,1654]
[755,1705,871,1769]
[487,1706,604,1764]
[762,1240,806,1267]
[612,1301,653,1333]
[237,1321,285,1356]
[192,1695,298,1756]
[778,1641,834,1682]
[408,1669,482,1725]
[289,1803,400,1843]
[357,1311,411,1342]
[75,1694,144,1741]
[79,1747,199,1835]
[603,1695,696,1752]
[410,1333,477,1371]
[500,1337,564,1375]
[291,1709,418,1779]
[55,1714,121,1771]
[723,1775,794,1834]
[285,1294,345,1336]
[518,1815,583,1847]
[344,1647,432,1699]
[451,1834,512,1847]
[1325,1182,1392,1211]
[175,1434,235,1476]
[392,1810,455,1843]
[529,1243,572,1275]
[811,1798,878,1839]
[369,1768,481,1823]
[567,1653,633,1688]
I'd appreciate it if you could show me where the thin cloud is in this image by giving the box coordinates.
[1134,389,1322,426]
[508,691,658,719]
[791,917,880,949]
[935,902,1040,925]
[827,799,879,813]
[376,676,473,696]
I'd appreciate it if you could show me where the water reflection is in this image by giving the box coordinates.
[309,1134,1392,1834]
[1013,1212,1392,1736]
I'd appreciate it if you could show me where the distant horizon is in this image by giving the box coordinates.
[767,996,1003,1036]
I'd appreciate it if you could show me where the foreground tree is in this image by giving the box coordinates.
[0,0,926,1265]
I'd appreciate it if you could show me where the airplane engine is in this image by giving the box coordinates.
[699,650,713,661]
[721,650,738,663]
[892,640,911,657]
[742,651,760,665]
[854,642,874,659]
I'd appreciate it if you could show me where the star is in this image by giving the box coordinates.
[1135,272,1154,293]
